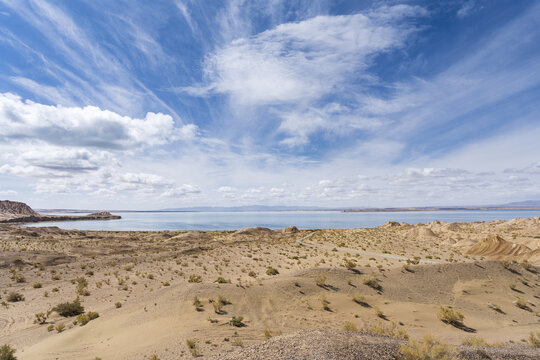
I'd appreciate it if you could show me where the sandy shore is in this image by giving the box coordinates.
[0,218,539,359]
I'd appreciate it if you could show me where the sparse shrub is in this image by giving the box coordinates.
[343,321,358,331]
[248,271,257,277]
[266,267,279,276]
[352,293,368,307]
[315,273,327,287]
[215,277,230,284]
[363,273,381,290]
[34,310,52,325]
[514,298,529,310]
[374,306,385,319]
[7,292,24,303]
[462,336,488,346]
[399,334,455,360]
[527,331,540,347]
[232,338,243,347]
[343,259,356,271]
[365,321,408,339]
[186,338,200,357]
[162,281,170,286]
[229,316,245,327]
[53,299,84,317]
[188,274,202,283]
[75,312,99,326]
[55,323,65,333]
[211,300,222,314]
[115,302,122,308]
[437,306,464,327]
[47,324,54,332]
[11,273,25,283]
[193,296,203,311]
[321,296,331,311]
[217,295,230,305]
[521,260,535,273]
[264,329,282,339]
[186,339,197,349]
[32,282,42,289]
[487,303,502,313]
[0,344,17,360]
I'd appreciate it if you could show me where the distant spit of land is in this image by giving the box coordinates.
[32,199,540,214]
[0,200,121,223]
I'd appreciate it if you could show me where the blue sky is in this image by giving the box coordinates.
[0,0,539,209]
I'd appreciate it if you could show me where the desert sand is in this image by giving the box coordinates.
[0,214,539,359]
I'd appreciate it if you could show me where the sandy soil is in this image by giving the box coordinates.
[0,218,539,359]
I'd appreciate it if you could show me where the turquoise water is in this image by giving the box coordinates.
[25,209,540,231]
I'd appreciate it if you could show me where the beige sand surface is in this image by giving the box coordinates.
[0,218,539,359]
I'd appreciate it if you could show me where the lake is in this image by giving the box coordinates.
[25,209,540,231]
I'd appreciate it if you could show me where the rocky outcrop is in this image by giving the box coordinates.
[0,200,38,217]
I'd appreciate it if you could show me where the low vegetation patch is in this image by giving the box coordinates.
[399,334,455,360]
[343,321,358,332]
[363,273,382,291]
[193,297,204,311]
[263,329,282,340]
[528,331,540,348]
[351,292,369,307]
[53,299,84,317]
[34,310,52,325]
[6,292,24,303]
[437,306,464,327]
[0,344,17,360]
[229,316,245,327]
[514,298,530,311]
[364,321,408,339]
[75,311,99,326]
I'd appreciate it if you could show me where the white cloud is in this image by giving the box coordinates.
[160,184,202,198]
[197,5,424,106]
[0,92,186,149]
[0,189,17,196]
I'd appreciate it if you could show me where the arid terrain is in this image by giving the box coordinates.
[1,215,539,359]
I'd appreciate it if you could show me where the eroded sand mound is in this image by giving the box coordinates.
[407,226,438,239]
[464,235,532,259]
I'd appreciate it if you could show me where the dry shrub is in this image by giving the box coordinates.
[343,321,358,332]
[437,306,464,327]
[365,321,408,339]
[399,334,455,360]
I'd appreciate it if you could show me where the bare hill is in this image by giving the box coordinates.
[0,200,38,216]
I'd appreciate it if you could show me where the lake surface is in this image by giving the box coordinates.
[26,209,540,231]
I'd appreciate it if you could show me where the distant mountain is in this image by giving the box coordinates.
[159,205,328,212]
[500,200,540,207]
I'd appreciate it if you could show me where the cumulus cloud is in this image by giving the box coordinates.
[0,93,185,149]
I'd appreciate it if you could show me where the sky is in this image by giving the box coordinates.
[0,0,539,210]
